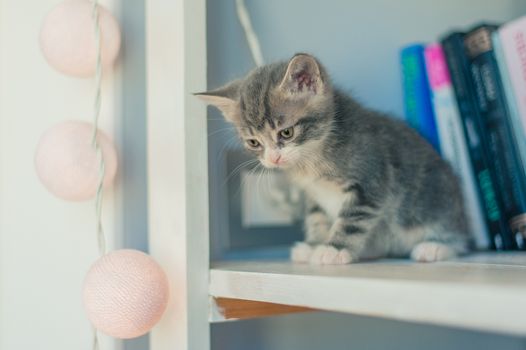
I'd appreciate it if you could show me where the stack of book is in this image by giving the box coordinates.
[400,16,526,251]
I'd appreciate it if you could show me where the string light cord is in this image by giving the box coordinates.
[235,0,264,66]
[91,0,105,348]
[91,0,106,257]
[235,0,304,217]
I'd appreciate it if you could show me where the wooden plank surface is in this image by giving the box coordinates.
[210,253,526,335]
[211,297,313,321]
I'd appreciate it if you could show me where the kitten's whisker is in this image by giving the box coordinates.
[301,155,322,178]
[266,168,283,210]
[238,163,260,198]
[214,137,242,168]
[236,162,263,198]
[207,117,232,121]
[207,127,238,138]
[222,158,259,187]
[265,168,272,194]
[256,164,266,201]
[208,125,251,133]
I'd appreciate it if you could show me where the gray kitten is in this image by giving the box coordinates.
[197,53,470,264]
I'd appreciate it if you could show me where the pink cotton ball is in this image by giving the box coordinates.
[35,121,118,201]
[83,249,170,339]
[39,0,121,78]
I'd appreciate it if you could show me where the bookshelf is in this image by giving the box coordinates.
[209,253,526,336]
[146,1,526,349]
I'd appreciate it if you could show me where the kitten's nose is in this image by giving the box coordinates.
[268,151,282,165]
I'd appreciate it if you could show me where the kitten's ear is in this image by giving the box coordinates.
[279,54,325,98]
[194,80,241,123]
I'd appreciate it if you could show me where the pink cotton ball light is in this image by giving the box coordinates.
[39,0,121,78]
[35,120,117,201]
[83,249,170,339]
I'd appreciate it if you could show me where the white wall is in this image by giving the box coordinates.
[0,1,124,349]
[208,0,526,115]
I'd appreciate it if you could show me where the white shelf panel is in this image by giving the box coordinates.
[210,253,526,335]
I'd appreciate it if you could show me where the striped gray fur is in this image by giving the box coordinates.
[197,54,471,264]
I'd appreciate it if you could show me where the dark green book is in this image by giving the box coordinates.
[464,24,526,250]
[441,31,510,250]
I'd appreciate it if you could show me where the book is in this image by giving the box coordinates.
[499,16,526,143]
[441,32,510,250]
[493,28,526,248]
[464,24,526,250]
[424,43,490,249]
[400,44,441,152]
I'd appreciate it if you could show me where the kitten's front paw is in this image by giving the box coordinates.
[290,242,313,263]
[411,242,456,262]
[309,245,354,265]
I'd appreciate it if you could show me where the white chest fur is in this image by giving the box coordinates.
[298,177,346,221]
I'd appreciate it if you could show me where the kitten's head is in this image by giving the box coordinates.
[196,54,334,169]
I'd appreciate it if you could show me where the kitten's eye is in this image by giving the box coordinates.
[279,127,294,140]
[246,139,260,148]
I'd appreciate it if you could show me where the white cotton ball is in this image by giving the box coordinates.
[35,120,118,201]
[39,0,121,78]
[83,250,170,339]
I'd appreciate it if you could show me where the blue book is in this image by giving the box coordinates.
[400,44,441,152]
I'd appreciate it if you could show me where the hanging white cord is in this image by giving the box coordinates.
[91,0,106,257]
[235,0,303,217]
[91,0,106,348]
[235,0,264,66]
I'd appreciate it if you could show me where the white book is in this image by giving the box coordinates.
[499,16,526,139]
[497,17,526,184]
[424,43,490,249]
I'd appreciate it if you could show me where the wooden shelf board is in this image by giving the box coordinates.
[210,297,314,322]
[209,252,526,335]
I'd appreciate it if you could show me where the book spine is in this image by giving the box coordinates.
[465,25,526,250]
[494,30,526,248]
[424,43,490,249]
[441,32,510,250]
[500,17,526,142]
[401,44,441,152]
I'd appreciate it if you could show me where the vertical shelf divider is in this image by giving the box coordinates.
[146,0,209,349]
